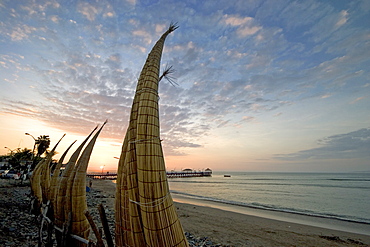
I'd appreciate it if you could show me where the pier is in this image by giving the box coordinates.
[87,170,212,179]
[166,170,212,178]
[86,173,118,180]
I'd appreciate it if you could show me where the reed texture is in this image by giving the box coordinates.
[69,121,107,246]
[30,134,65,208]
[115,23,188,247]
[54,126,97,230]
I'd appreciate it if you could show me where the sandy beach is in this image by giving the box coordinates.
[1,178,370,246]
[89,179,370,247]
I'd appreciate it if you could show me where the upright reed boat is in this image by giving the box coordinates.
[115,23,189,247]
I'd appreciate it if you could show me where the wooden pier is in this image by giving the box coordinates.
[166,170,212,178]
[86,173,118,180]
[87,170,212,179]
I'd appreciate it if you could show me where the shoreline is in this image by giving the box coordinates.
[172,193,370,236]
[95,179,370,246]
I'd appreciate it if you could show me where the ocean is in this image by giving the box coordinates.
[168,172,370,225]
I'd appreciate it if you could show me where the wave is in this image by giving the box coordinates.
[170,190,370,225]
[327,178,370,182]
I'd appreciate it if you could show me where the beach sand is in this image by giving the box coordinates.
[90,179,370,247]
[1,178,369,246]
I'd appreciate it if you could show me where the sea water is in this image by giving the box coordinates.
[168,172,370,225]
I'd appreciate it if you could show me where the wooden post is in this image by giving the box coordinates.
[98,204,114,247]
[85,210,105,247]
[38,201,50,247]
[46,220,54,247]
[61,212,72,247]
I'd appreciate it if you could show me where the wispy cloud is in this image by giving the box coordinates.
[275,128,370,160]
[350,97,365,104]
[336,10,349,27]
[77,2,100,21]
[0,0,369,163]
[222,14,261,37]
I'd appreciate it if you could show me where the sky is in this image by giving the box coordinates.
[0,0,369,172]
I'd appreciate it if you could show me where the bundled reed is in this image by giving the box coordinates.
[114,22,164,246]
[54,126,97,230]
[30,158,47,208]
[41,134,66,204]
[115,23,188,247]
[69,121,107,246]
[30,134,65,208]
[49,140,76,207]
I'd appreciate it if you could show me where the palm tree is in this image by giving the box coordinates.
[15,148,33,161]
[36,135,50,157]
[8,148,33,170]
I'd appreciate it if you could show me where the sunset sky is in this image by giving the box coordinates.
[1,0,369,172]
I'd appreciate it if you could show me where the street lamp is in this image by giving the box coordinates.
[100,165,105,174]
[25,133,37,157]
[4,146,16,155]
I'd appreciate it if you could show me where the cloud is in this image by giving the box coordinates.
[155,24,166,33]
[19,0,60,16]
[245,53,271,69]
[127,0,137,5]
[275,128,370,160]
[336,10,349,27]
[77,2,100,21]
[304,8,353,44]
[222,14,261,37]
[9,25,37,41]
[223,15,253,26]
[233,116,256,128]
[132,29,153,45]
[350,97,365,104]
[0,45,207,155]
[104,12,115,18]
[1,0,369,160]
[321,94,332,99]
[50,15,59,23]
[237,25,261,37]
[256,0,330,31]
